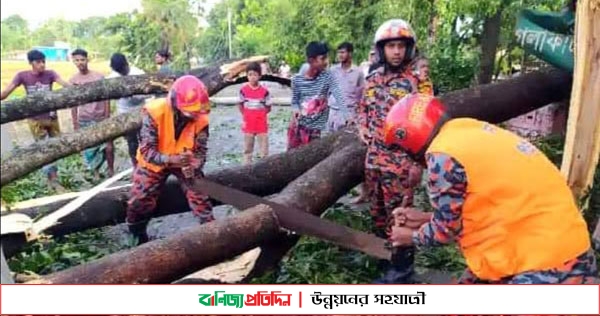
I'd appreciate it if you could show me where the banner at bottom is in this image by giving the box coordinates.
[1,284,599,314]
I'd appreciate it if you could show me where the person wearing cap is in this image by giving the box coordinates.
[384,93,598,284]
[357,19,434,283]
[126,75,214,244]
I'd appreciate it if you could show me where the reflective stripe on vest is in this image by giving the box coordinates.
[427,118,590,281]
[136,99,209,173]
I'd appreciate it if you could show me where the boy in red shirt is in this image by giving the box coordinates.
[238,62,272,165]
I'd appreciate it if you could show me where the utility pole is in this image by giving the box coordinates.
[227,7,233,59]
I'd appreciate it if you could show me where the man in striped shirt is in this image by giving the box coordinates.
[288,41,347,150]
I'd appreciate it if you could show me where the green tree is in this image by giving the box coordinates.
[104,12,162,71]
[141,0,201,70]
[31,18,75,46]
[1,14,30,52]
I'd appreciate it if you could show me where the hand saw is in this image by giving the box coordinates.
[192,178,391,260]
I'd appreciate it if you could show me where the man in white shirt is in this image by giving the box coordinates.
[327,42,365,132]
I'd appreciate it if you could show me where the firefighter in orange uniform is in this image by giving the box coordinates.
[383,93,598,284]
[126,75,214,244]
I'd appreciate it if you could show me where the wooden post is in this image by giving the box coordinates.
[560,0,600,199]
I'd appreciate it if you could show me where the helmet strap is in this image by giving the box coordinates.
[169,90,177,109]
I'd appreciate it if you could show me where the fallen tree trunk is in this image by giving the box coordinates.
[40,142,365,284]
[0,86,290,187]
[0,56,285,124]
[241,67,575,282]
[445,67,572,123]
[1,111,140,186]
[0,74,171,125]
[0,67,569,187]
[1,130,357,257]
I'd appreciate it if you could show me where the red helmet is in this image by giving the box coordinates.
[383,93,450,159]
[169,75,210,116]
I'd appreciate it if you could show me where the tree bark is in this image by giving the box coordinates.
[445,68,572,123]
[1,130,358,257]
[40,142,365,284]
[1,111,141,186]
[0,56,286,125]
[477,4,505,84]
[1,68,571,187]
[0,74,170,125]
[427,0,438,45]
[43,204,281,284]
[0,75,290,187]
[237,67,573,281]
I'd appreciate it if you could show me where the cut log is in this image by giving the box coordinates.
[1,111,141,186]
[0,56,282,125]
[42,204,280,284]
[560,0,600,198]
[39,142,365,284]
[444,68,572,123]
[1,130,358,257]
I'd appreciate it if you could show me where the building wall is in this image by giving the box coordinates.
[504,102,567,140]
[32,47,70,62]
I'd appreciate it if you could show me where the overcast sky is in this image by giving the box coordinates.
[1,0,221,29]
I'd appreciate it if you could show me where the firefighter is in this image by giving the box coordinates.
[384,93,598,284]
[126,75,214,244]
[357,18,433,283]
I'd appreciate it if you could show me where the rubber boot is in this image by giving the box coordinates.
[372,246,416,284]
[127,220,150,245]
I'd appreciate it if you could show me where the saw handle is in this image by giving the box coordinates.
[181,148,194,179]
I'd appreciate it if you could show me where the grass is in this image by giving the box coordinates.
[1,60,112,99]
[2,150,134,276]
[8,228,133,276]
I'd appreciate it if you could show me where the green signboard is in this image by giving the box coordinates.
[515,8,575,72]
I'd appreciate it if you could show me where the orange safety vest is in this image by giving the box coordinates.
[136,98,209,173]
[427,118,590,281]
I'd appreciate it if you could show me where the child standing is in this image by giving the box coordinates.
[239,62,272,165]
